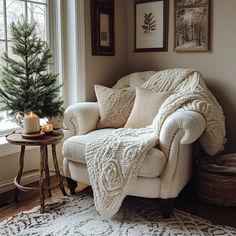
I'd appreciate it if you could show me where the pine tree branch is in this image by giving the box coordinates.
[0,18,63,118]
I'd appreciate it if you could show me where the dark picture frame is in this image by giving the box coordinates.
[135,0,169,52]
[175,0,210,52]
[91,0,115,56]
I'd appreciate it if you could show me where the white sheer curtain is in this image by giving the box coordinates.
[49,0,86,108]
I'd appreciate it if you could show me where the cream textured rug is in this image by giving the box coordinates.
[1,188,236,236]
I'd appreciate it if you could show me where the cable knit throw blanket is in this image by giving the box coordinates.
[85,68,226,218]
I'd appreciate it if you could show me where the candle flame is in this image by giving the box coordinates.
[26,111,38,118]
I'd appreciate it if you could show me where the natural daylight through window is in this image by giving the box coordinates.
[0,0,48,136]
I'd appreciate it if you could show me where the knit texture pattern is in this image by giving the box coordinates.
[85,68,226,218]
[95,85,135,129]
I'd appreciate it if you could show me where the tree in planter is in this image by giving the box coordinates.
[0,18,63,119]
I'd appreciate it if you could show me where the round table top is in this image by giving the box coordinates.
[6,131,64,146]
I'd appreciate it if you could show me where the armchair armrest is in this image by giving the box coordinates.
[64,102,100,135]
[159,111,206,198]
[159,111,206,156]
[160,110,206,198]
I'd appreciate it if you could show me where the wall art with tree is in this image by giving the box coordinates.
[175,0,209,51]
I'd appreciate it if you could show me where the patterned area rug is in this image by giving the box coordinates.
[0,188,236,236]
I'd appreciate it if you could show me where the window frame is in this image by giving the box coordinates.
[0,0,49,58]
[0,0,53,155]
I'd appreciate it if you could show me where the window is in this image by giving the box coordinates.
[0,0,49,136]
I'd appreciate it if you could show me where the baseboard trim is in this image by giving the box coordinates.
[0,167,63,194]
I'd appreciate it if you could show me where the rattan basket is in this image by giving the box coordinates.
[194,153,236,207]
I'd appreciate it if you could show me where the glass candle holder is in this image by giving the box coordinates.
[42,124,53,133]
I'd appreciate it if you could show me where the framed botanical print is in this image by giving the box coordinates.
[135,0,169,52]
[175,0,210,52]
[91,0,115,56]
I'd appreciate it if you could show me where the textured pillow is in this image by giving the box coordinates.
[125,87,170,129]
[95,85,135,129]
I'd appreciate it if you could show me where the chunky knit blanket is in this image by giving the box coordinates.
[85,68,226,218]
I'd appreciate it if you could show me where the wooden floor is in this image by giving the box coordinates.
[0,177,235,229]
[0,176,87,223]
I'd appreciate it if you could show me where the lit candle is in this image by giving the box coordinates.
[42,124,53,133]
[24,111,40,134]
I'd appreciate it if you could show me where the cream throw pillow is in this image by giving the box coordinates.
[125,87,170,129]
[95,85,135,129]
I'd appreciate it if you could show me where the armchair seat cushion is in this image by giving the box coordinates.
[62,129,166,178]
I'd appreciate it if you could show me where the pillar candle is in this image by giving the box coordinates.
[24,111,40,134]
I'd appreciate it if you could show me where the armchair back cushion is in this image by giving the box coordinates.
[95,85,135,129]
[125,87,170,129]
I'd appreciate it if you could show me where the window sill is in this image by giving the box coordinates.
[0,129,73,158]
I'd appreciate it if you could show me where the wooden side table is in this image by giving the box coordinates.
[6,131,67,213]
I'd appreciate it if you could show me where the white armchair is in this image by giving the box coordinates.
[62,72,206,218]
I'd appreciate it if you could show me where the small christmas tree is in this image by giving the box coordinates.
[0,18,63,118]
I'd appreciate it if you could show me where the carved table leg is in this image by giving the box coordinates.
[14,145,25,203]
[39,145,45,213]
[66,178,77,195]
[51,144,67,196]
[159,198,176,218]
[44,145,51,197]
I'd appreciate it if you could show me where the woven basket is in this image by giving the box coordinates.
[195,153,236,207]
